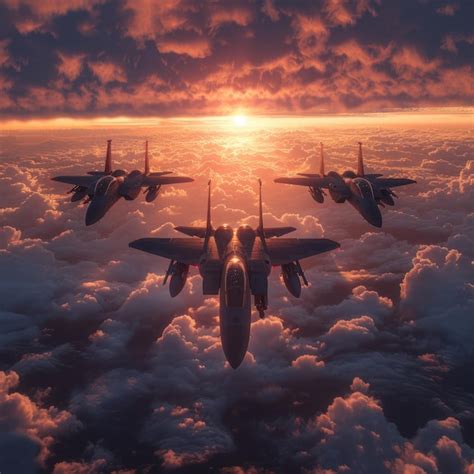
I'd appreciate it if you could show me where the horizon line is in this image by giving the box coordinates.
[1,107,473,130]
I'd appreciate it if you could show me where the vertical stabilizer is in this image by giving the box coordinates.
[357,141,365,176]
[105,139,112,174]
[319,142,325,176]
[203,180,213,251]
[257,179,268,252]
[144,141,150,175]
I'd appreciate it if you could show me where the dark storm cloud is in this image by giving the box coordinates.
[0,0,473,118]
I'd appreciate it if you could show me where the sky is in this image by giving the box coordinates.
[1,1,474,474]
[0,0,473,119]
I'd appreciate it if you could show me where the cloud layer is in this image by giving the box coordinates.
[0,120,473,472]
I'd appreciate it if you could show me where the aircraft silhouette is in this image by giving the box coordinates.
[275,142,416,227]
[129,180,340,368]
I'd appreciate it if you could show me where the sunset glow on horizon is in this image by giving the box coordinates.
[1,107,472,131]
[232,114,249,127]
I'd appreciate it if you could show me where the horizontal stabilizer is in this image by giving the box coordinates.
[87,171,106,176]
[175,226,208,238]
[142,175,194,186]
[263,226,296,238]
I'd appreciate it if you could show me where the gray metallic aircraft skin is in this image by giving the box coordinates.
[85,174,124,226]
[219,246,252,368]
[52,140,193,225]
[129,181,340,368]
[275,142,416,228]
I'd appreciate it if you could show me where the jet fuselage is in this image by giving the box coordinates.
[345,176,382,228]
[324,172,382,227]
[219,252,252,369]
[204,226,265,368]
[85,174,124,226]
[195,223,273,368]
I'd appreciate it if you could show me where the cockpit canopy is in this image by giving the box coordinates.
[353,177,374,199]
[94,175,116,196]
[225,258,245,308]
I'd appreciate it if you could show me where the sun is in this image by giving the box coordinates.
[232,114,248,127]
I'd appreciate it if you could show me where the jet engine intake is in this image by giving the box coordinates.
[327,172,351,203]
[329,188,346,203]
[70,187,88,202]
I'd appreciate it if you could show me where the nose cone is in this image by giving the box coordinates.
[221,322,250,369]
[224,341,247,369]
[360,201,383,228]
[368,207,383,228]
[85,197,107,226]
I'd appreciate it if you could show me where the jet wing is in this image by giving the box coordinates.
[274,176,330,188]
[129,238,203,265]
[372,178,416,189]
[141,176,194,186]
[266,238,340,265]
[51,175,98,187]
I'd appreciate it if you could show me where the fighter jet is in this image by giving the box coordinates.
[52,139,116,205]
[52,140,194,225]
[274,142,416,227]
[129,180,340,368]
